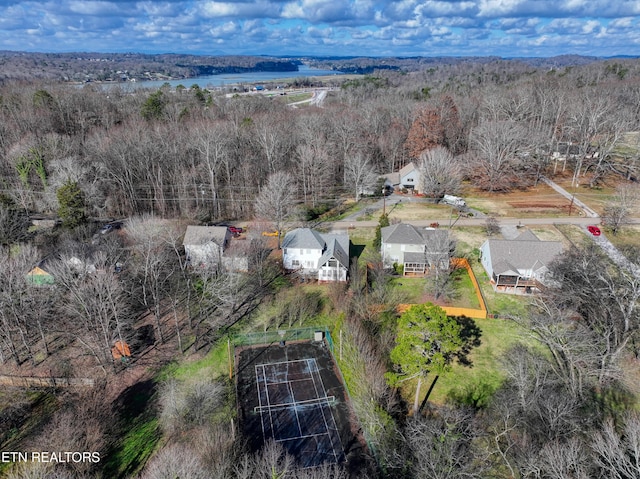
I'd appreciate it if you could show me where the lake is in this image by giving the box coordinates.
[111,64,344,90]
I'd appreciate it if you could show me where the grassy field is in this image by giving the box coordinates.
[428,317,530,406]
[605,225,640,253]
[390,268,481,309]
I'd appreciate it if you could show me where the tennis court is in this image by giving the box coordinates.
[236,340,365,470]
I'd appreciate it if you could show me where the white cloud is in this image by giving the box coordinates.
[0,0,636,57]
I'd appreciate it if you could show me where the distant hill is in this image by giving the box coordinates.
[0,51,300,83]
[0,51,636,84]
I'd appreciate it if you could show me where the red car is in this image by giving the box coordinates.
[587,225,601,236]
[228,226,243,235]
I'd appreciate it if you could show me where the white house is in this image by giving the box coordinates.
[480,229,563,294]
[281,228,350,282]
[183,225,231,267]
[382,162,422,194]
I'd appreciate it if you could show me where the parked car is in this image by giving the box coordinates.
[262,230,280,237]
[587,225,601,236]
[228,226,243,235]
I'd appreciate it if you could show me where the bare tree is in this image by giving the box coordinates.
[468,119,530,192]
[140,443,210,479]
[591,412,640,479]
[158,377,225,436]
[602,183,640,235]
[484,216,501,236]
[191,121,232,220]
[0,244,53,365]
[424,229,457,301]
[417,146,461,198]
[405,406,488,479]
[297,143,331,208]
[53,253,133,372]
[126,216,182,344]
[344,153,378,201]
[254,171,296,248]
[546,244,640,387]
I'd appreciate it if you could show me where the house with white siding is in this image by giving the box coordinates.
[382,162,422,193]
[281,228,350,282]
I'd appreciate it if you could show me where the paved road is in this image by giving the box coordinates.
[329,178,640,279]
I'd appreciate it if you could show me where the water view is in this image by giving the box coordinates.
[113,64,344,90]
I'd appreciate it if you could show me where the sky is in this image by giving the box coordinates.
[0,0,639,58]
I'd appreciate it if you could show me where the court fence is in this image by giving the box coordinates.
[232,326,334,349]
[230,326,378,465]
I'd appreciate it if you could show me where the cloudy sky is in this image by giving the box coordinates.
[0,0,639,57]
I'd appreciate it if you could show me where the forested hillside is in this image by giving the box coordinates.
[1,56,640,478]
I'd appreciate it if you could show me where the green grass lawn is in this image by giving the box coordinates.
[604,225,640,254]
[406,317,530,408]
[390,268,481,309]
[433,317,529,405]
[450,267,481,309]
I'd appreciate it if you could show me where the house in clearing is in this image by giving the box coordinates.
[382,162,421,194]
[183,225,231,268]
[281,228,350,282]
[381,223,453,276]
[479,229,563,294]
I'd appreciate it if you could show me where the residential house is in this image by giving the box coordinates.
[281,228,350,282]
[382,162,422,194]
[480,230,563,294]
[183,225,231,268]
[381,223,452,275]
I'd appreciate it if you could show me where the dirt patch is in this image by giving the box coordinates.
[507,202,568,209]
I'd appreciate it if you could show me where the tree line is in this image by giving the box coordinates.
[0,58,639,228]
[2,57,640,478]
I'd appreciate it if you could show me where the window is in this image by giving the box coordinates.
[328,259,337,267]
[283,248,287,255]
[292,259,300,267]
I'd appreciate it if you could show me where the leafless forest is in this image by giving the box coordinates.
[2,56,640,478]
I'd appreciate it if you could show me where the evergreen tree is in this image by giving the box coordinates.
[57,180,86,228]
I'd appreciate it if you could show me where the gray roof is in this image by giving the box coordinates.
[183,225,229,246]
[404,252,427,264]
[282,228,350,268]
[381,224,450,247]
[318,237,350,269]
[281,228,326,250]
[382,223,426,245]
[485,234,563,276]
[513,230,540,241]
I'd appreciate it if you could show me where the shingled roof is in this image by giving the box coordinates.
[282,228,350,269]
[381,223,449,246]
[281,228,326,250]
[183,225,228,246]
[484,231,563,276]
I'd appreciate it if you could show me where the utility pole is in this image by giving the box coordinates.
[382,187,386,215]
